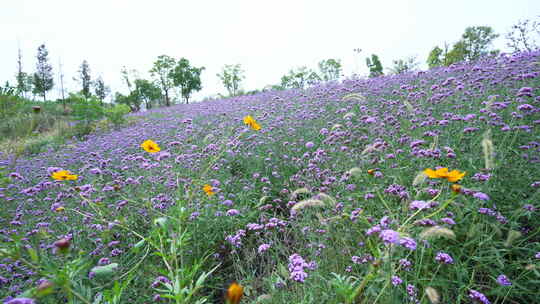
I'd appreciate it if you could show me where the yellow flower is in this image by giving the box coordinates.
[446,170,466,182]
[225,282,243,304]
[367,169,376,175]
[423,167,465,183]
[451,184,462,194]
[243,115,261,131]
[55,206,65,212]
[203,184,215,196]
[51,170,78,181]
[141,140,161,153]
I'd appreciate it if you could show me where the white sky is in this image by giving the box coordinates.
[1,0,539,102]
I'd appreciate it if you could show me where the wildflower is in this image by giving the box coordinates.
[469,289,491,304]
[258,243,271,253]
[367,169,376,175]
[141,140,161,153]
[305,141,315,148]
[473,192,490,201]
[51,170,78,181]
[226,282,244,304]
[435,251,453,264]
[55,206,65,212]
[54,238,71,254]
[496,274,511,286]
[423,167,465,182]
[451,184,462,193]
[399,237,417,250]
[243,115,261,131]
[203,184,215,196]
[5,298,36,304]
[391,275,403,286]
[379,229,400,244]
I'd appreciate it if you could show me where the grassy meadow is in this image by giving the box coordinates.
[1,51,540,303]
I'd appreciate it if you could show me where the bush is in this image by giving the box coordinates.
[104,104,131,128]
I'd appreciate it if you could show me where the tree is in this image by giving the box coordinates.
[444,40,468,65]
[15,47,30,98]
[217,64,245,96]
[318,59,342,81]
[114,91,141,112]
[171,58,204,104]
[461,26,499,61]
[150,55,176,107]
[505,18,540,53]
[280,66,320,89]
[76,60,92,99]
[32,44,54,101]
[94,76,110,105]
[134,79,161,110]
[427,46,444,68]
[389,56,419,74]
[366,54,383,78]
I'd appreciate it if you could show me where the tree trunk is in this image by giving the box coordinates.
[164,89,170,107]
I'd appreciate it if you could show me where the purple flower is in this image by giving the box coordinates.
[151,276,171,288]
[440,217,456,225]
[409,200,430,210]
[399,258,412,271]
[522,204,535,212]
[473,192,490,201]
[399,237,417,250]
[5,299,35,304]
[305,141,315,148]
[391,275,403,286]
[435,251,454,264]
[469,289,491,304]
[258,243,270,253]
[496,274,511,286]
[535,252,540,259]
[379,229,400,244]
[226,209,240,216]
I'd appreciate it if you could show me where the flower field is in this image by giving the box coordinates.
[1,51,540,303]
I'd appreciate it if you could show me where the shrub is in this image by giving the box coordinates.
[104,104,131,128]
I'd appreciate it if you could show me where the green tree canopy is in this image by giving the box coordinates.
[171,58,204,104]
[217,64,245,97]
[366,54,383,78]
[150,55,176,107]
[318,59,342,81]
[280,66,320,89]
[32,44,54,101]
[134,79,162,110]
[389,56,419,74]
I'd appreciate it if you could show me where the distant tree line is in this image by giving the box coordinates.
[5,16,539,109]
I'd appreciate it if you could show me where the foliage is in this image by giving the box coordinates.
[318,59,342,81]
[150,55,176,107]
[365,54,383,78]
[388,56,419,74]
[444,40,468,65]
[280,66,320,89]
[94,76,110,104]
[427,46,444,68]
[76,60,92,99]
[505,18,540,53]
[217,64,245,97]
[460,26,499,61]
[171,58,204,104]
[134,79,162,110]
[70,94,104,127]
[32,44,54,101]
[104,104,130,128]
[114,91,141,112]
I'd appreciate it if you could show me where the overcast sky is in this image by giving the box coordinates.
[1,0,539,102]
